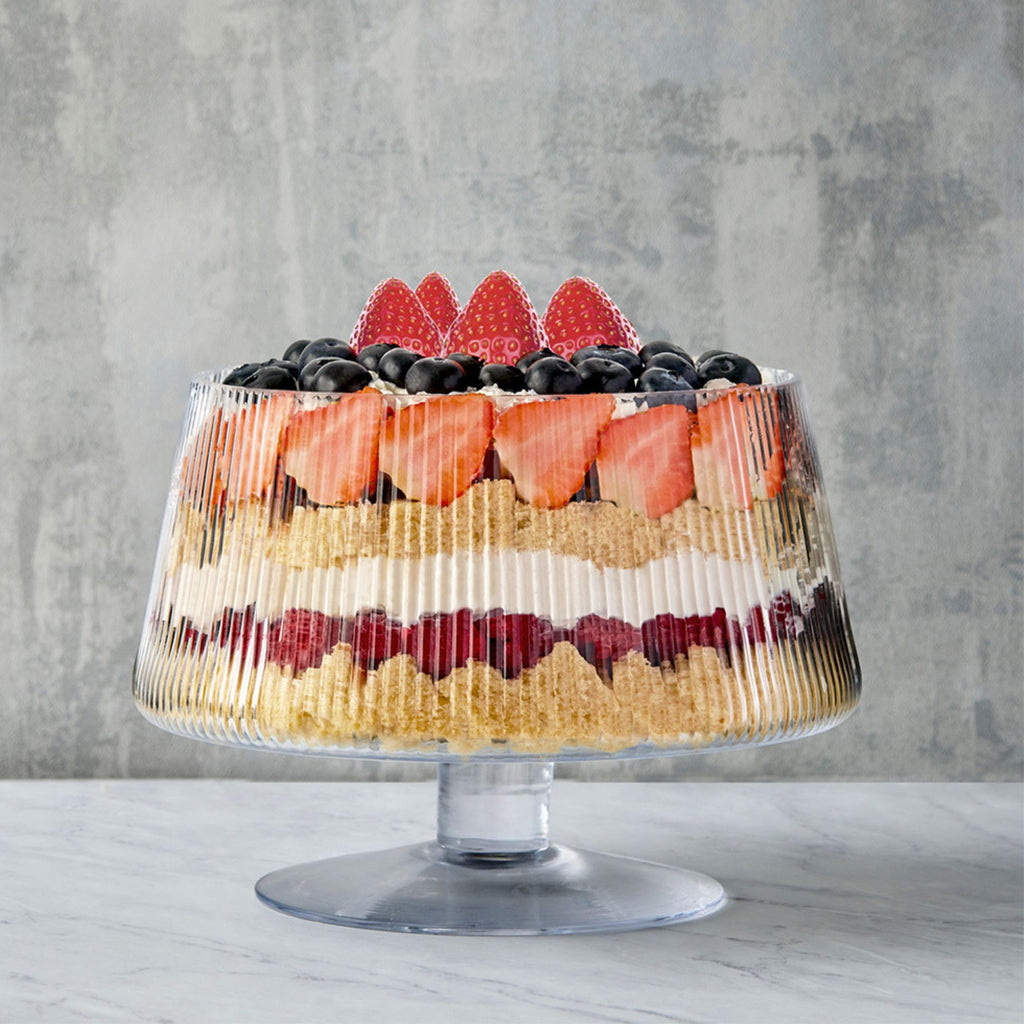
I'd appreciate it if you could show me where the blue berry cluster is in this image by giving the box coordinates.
[510,343,761,396]
[223,339,762,396]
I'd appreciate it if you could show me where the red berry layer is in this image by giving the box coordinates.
[172,584,842,682]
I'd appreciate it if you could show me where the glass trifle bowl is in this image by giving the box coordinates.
[134,368,859,933]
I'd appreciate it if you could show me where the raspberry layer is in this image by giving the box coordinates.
[171,591,822,680]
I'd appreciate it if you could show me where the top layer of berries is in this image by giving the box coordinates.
[224,271,763,397]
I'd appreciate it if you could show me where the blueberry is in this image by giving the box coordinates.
[298,338,357,369]
[224,359,298,388]
[639,340,693,365]
[404,357,467,394]
[638,367,696,393]
[376,348,422,388]
[696,352,762,386]
[696,349,727,364]
[223,361,265,386]
[306,358,372,393]
[568,344,602,366]
[516,347,556,371]
[524,356,584,394]
[479,363,527,392]
[645,352,699,386]
[638,368,697,410]
[283,339,312,364]
[298,356,343,390]
[570,344,643,379]
[356,342,399,372]
[576,356,635,393]
[248,364,298,390]
[446,352,484,389]
[270,358,300,376]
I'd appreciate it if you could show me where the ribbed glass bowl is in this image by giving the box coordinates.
[134,368,859,760]
[133,367,859,934]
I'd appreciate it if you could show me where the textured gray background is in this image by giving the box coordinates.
[1,1,1021,781]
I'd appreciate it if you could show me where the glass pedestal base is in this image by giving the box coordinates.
[255,841,724,935]
[254,762,726,935]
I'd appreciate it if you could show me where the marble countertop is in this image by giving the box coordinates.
[1,779,1020,1024]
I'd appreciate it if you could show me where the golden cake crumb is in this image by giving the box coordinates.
[167,478,809,574]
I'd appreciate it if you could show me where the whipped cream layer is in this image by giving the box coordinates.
[157,546,815,631]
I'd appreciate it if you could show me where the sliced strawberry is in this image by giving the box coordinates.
[182,395,292,505]
[349,277,443,355]
[181,406,229,505]
[691,386,785,510]
[492,394,616,508]
[281,391,384,504]
[444,270,547,363]
[595,405,694,518]
[378,394,495,505]
[541,277,641,359]
[414,272,461,335]
[219,396,293,500]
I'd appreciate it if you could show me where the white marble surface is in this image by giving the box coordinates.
[1,780,1020,1024]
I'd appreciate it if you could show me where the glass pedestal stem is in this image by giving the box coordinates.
[437,761,552,857]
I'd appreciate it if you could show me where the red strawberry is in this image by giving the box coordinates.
[691,386,785,510]
[492,394,615,508]
[414,272,461,335]
[182,395,292,505]
[349,278,443,355]
[595,405,694,518]
[180,406,228,505]
[541,277,641,359]
[378,394,495,505]
[444,270,547,363]
[281,391,384,504]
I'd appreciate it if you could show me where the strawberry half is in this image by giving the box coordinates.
[222,397,294,500]
[492,394,616,508]
[595,404,694,518]
[414,272,461,335]
[691,386,785,510]
[541,277,641,359]
[443,270,547,363]
[182,395,292,505]
[349,278,443,355]
[181,406,229,505]
[378,394,495,505]
[281,391,384,504]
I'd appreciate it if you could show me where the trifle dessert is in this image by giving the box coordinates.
[134,271,860,757]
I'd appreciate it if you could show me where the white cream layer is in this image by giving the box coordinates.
[158,547,815,631]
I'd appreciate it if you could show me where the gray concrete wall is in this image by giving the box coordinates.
[2,0,1020,780]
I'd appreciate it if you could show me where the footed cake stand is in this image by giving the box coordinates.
[254,760,724,934]
[134,368,859,934]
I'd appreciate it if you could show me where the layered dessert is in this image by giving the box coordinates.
[134,272,859,756]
